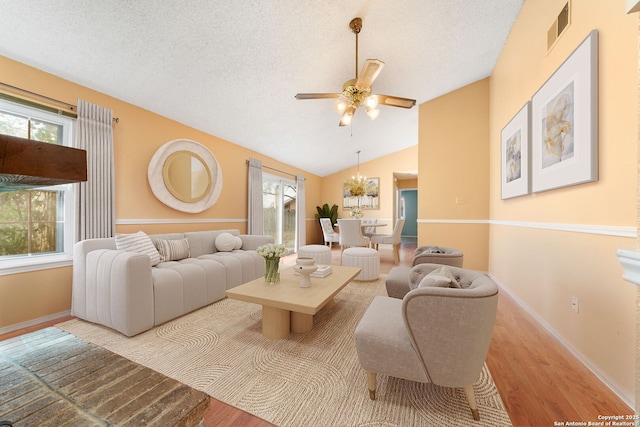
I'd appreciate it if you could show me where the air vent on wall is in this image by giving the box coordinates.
[547,2,571,51]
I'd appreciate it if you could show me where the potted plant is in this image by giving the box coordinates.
[315,203,338,226]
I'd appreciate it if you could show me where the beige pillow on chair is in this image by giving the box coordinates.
[418,266,461,289]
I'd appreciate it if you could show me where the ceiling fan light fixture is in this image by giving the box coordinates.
[365,94,379,109]
[339,108,354,126]
[334,99,347,113]
[366,107,380,120]
[294,17,416,126]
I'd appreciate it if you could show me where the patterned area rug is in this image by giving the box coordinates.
[58,277,512,427]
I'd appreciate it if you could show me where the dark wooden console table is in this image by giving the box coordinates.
[0,327,209,426]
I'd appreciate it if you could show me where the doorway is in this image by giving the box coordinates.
[399,189,418,241]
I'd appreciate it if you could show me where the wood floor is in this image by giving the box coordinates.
[1,242,633,426]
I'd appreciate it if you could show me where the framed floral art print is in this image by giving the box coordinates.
[531,30,598,193]
[501,102,530,199]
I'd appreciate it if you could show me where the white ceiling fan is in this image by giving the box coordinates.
[295,17,417,127]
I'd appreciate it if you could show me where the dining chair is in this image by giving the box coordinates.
[370,219,405,263]
[337,219,370,252]
[361,218,378,238]
[319,218,340,247]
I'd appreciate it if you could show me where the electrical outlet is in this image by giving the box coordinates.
[455,197,464,205]
[571,296,579,313]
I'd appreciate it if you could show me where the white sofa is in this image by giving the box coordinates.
[72,229,274,336]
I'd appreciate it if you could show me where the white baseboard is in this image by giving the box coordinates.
[488,273,635,410]
[0,310,71,336]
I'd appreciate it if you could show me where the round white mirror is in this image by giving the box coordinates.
[162,150,211,203]
[148,139,222,213]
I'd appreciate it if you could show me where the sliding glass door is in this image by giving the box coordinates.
[262,173,297,253]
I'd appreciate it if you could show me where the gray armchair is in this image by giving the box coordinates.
[354,264,498,421]
[412,245,463,267]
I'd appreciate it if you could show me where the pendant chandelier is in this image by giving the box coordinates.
[345,151,369,197]
[352,150,365,181]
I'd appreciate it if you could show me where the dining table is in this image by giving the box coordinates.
[334,221,387,230]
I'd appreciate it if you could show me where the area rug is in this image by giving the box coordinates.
[57,277,512,427]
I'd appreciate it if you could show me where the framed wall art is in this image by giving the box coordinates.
[531,30,598,193]
[343,177,380,209]
[501,102,530,199]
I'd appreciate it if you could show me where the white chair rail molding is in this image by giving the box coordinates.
[616,249,640,287]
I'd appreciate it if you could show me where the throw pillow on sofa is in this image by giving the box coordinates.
[233,236,242,250]
[154,238,190,262]
[115,231,161,266]
[215,232,237,252]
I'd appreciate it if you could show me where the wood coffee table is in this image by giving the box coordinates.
[226,265,361,339]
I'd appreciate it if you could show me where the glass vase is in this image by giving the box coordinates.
[264,257,280,284]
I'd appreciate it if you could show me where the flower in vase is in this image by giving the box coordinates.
[257,243,287,260]
[350,207,363,219]
[257,243,287,284]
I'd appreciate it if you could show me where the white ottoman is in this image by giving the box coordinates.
[342,247,380,281]
[298,244,332,265]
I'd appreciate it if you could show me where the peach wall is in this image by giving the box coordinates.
[397,178,417,189]
[0,267,72,329]
[418,78,490,270]
[320,145,419,229]
[0,55,323,329]
[489,0,637,404]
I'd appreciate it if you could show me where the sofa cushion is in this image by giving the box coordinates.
[115,231,160,266]
[155,238,190,262]
[215,232,236,252]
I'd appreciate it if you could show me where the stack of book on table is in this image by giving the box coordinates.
[294,265,332,278]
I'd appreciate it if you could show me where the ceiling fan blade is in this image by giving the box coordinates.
[295,93,341,100]
[377,94,417,109]
[339,105,356,127]
[356,59,384,90]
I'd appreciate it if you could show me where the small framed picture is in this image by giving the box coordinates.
[501,102,530,199]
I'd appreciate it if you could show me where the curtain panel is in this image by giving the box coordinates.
[296,174,306,250]
[75,99,115,240]
[248,157,264,235]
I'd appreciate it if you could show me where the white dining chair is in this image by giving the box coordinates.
[361,218,378,238]
[370,219,405,263]
[338,219,370,252]
[319,218,340,247]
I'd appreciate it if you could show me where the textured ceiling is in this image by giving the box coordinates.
[0,1,523,177]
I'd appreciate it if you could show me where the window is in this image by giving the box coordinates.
[0,99,75,274]
[262,173,297,252]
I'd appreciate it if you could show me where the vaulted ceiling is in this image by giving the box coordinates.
[0,1,523,176]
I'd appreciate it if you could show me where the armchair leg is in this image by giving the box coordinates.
[393,243,400,263]
[463,384,480,421]
[366,371,377,400]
